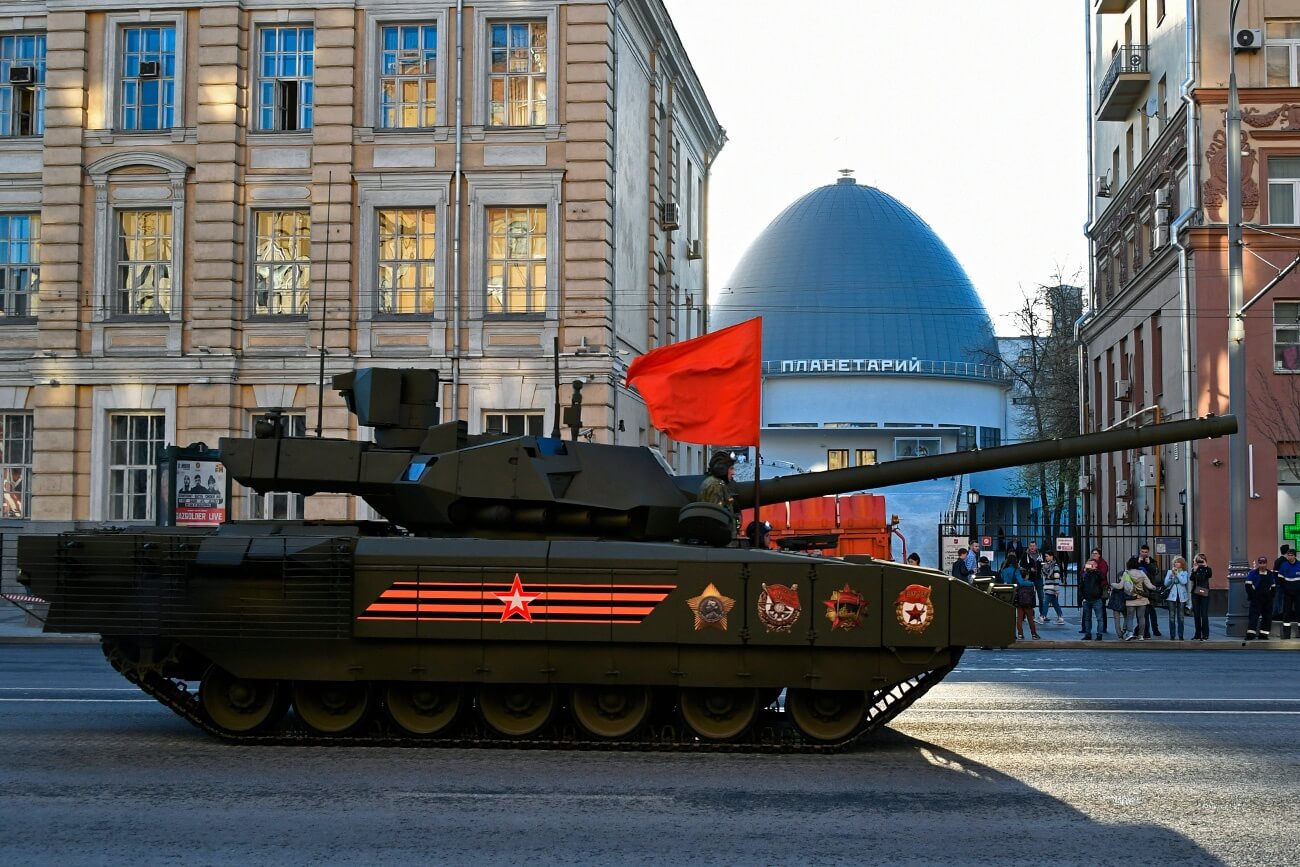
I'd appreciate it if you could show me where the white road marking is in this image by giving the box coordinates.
[927,696,1300,702]
[909,709,1300,715]
[0,698,155,703]
[0,687,138,692]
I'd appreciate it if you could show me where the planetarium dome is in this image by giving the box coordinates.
[712,175,998,367]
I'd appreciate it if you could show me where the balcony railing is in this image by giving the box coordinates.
[1098,45,1148,109]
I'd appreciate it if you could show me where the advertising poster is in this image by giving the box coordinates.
[175,459,227,526]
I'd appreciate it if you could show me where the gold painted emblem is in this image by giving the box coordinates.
[823,584,866,630]
[687,582,735,631]
[895,583,935,633]
[756,583,801,632]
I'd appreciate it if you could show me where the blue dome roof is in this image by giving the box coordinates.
[712,178,998,367]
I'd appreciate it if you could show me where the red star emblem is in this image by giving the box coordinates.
[907,604,925,623]
[493,573,539,622]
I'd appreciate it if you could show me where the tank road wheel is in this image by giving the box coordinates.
[199,666,286,735]
[292,681,372,735]
[384,683,464,736]
[569,685,651,740]
[679,687,760,742]
[787,689,868,743]
[477,684,556,738]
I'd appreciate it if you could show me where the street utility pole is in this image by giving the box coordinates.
[1226,0,1249,634]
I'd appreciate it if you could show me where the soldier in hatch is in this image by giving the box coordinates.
[698,451,737,524]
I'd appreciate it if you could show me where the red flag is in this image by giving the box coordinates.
[625,317,761,446]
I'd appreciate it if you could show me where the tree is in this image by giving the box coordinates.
[979,275,1084,542]
[1248,368,1300,483]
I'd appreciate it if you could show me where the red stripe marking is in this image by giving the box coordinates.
[378,590,668,602]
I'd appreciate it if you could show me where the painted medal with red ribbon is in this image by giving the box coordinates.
[895,583,934,633]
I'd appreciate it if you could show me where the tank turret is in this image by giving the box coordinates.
[222,367,1237,545]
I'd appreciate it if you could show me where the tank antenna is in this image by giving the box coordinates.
[315,170,335,438]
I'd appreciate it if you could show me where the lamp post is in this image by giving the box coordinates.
[966,489,980,542]
[1226,0,1249,635]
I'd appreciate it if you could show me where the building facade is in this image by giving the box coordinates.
[0,0,723,532]
[1084,0,1300,583]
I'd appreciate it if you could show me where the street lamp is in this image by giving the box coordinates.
[966,489,980,507]
[966,489,980,539]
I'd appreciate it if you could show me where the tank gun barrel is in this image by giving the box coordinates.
[733,415,1237,507]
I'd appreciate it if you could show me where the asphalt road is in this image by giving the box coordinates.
[0,646,1295,866]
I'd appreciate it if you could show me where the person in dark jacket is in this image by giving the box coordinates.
[1244,556,1276,640]
[1278,548,1300,639]
[1006,554,1039,640]
[1189,554,1213,640]
[1273,545,1291,622]
[1019,542,1045,622]
[1089,547,1111,637]
[950,548,972,582]
[1079,558,1106,640]
[1136,544,1162,637]
[975,556,994,578]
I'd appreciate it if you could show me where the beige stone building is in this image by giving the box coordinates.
[0,0,724,532]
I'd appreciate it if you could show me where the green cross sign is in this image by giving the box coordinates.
[1283,512,1300,546]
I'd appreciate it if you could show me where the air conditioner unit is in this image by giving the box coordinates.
[1114,378,1132,400]
[1095,175,1112,198]
[686,239,702,260]
[1234,28,1264,51]
[1116,501,1134,522]
[1154,224,1170,248]
[1115,478,1132,499]
[138,60,162,78]
[1079,473,1093,493]
[1154,187,1171,210]
[1138,454,1159,487]
[660,202,680,230]
[7,66,35,85]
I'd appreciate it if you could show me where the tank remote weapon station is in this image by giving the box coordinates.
[18,368,1236,750]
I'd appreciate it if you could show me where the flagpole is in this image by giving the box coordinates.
[750,369,762,548]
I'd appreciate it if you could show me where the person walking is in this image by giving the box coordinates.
[1041,552,1065,625]
[1136,544,1162,637]
[1121,557,1158,641]
[1163,556,1190,641]
[1244,556,1277,641]
[1007,554,1040,641]
[1019,541,1045,623]
[1080,557,1106,640]
[1189,554,1213,641]
[1278,548,1300,639]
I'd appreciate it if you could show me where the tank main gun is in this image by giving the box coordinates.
[220,367,1235,545]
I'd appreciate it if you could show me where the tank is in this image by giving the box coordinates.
[16,368,1237,750]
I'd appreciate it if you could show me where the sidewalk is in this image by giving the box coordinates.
[1009,606,1300,650]
[0,603,98,644]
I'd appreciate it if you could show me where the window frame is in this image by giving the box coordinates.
[0,32,47,138]
[483,411,545,437]
[826,448,849,471]
[1274,300,1300,372]
[1,410,33,519]
[485,205,548,316]
[855,448,877,467]
[112,208,174,317]
[0,212,40,320]
[376,207,438,316]
[472,5,559,130]
[378,22,439,130]
[894,437,942,460]
[253,23,315,133]
[1267,154,1300,226]
[1266,21,1300,87]
[105,411,167,523]
[116,23,179,132]
[362,12,448,133]
[102,13,186,133]
[249,209,312,319]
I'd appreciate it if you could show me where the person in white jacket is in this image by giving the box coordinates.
[1163,556,1190,641]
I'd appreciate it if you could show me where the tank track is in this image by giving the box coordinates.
[106,641,961,754]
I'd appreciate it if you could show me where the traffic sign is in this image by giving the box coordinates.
[1055,537,1074,552]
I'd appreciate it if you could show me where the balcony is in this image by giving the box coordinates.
[1095,0,1133,13]
[1097,45,1149,121]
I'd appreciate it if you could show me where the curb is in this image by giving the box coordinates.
[0,633,101,645]
[1004,638,1300,650]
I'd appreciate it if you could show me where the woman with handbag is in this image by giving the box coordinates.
[1122,556,1158,641]
[1107,561,1128,640]
[1189,554,1213,640]
[1006,554,1040,640]
[1163,556,1190,640]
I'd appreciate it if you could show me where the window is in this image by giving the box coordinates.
[487,21,546,126]
[257,26,314,131]
[0,214,39,318]
[855,449,877,467]
[484,412,543,436]
[1275,301,1300,371]
[107,413,165,521]
[1268,157,1300,225]
[118,25,176,130]
[486,206,546,314]
[250,413,307,519]
[957,426,977,452]
[114,210,172,316]
[1157,75,1167,126]
[379,24,437,128]
[0,33,46,137]
[1267,21,1300,86]
[827,449,849,470]
[1,412,32,519]
[895,438,941,459]
[253,210,310,316]
[377,208,435,314]
[980,427,1002,449]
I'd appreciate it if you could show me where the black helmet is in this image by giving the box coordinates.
[708,450,735,479]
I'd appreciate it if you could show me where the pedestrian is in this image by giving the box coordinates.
[975,556,994,578]
[1244,555,1277,641]
[999,555,1021,585]
[1080,557,1106,640]
[1163,556,1190,641]
[1019,541,1045,623]
[1136,544,1162,637]
[1008,554,1040,640]
[1090,547,1111,636]
[1189,553,1213,641]
[1122,556,1158,641]
[965,541,981,576]
[1041,552,1065,624]
[1278,547,1300,639]
[951,548,972,582]
[1106,563,1129,641]
[906,552,921,566]
[1273,545,1291,624]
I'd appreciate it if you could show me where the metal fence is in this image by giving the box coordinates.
[938,520,1184,608]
